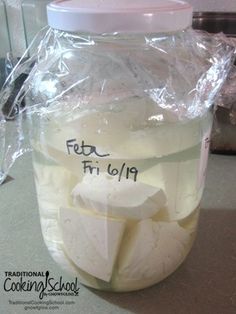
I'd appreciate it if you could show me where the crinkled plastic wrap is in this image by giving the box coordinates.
[0,28,235,184]
[0,27,235,291]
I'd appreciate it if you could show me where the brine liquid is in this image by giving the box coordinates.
[32,111,211,291]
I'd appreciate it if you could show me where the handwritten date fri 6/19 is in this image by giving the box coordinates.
[66,139,139,182]
[82,160,138,182]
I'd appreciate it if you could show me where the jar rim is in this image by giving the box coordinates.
[47,0,193,34]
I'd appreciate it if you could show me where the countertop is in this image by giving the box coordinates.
[0,153,236,314]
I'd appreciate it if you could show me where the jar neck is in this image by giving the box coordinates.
[54,27,190,47]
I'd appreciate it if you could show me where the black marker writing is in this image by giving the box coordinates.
[107,163,138,182]
[82,160,100,175]
[66,139,110,158]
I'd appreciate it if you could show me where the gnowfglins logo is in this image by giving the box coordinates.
[3,271,80,299]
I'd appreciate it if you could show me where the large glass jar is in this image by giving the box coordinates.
[5,0,233,292]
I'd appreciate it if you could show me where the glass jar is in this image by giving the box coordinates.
[3,0,234,292]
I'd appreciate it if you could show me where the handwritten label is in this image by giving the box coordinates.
[66,139,110,158]
[66,139,138,182]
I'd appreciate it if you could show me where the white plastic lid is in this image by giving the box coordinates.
[47,0,193,34]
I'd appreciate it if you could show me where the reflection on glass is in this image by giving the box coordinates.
[0,0,11,57]
[0,0,11,88]
[21,0,50,47]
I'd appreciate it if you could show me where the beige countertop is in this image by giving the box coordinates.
[0,153,236,314]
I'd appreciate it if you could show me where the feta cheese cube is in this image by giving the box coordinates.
[113,219,190,290]
[59,207,125,282]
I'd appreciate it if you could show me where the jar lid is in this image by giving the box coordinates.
[47,0,193,34]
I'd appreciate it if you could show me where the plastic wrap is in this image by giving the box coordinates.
[0,28,235,184]
[0,27,235,291]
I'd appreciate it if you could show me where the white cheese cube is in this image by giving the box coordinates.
[33,162,77,218]
[59,207,125,282]
[72,173,166,220]
[44,240,100,289]
[113,219,190,290]
[139,150,201,221]
[159,155,201,221]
